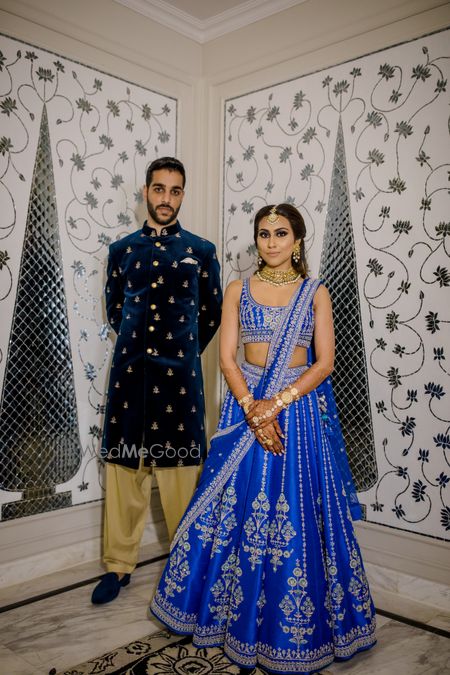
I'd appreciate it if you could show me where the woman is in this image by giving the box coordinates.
[151,204,376,674]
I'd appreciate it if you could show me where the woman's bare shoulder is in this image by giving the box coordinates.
[225,278,244,297]
[313,281,331,305]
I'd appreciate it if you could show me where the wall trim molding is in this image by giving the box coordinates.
[0,496,165,587]
[113,0,306,43]
[1,502,447,588]
[0,2,200,83]
[355,520,449,586]
[0,500,104,564]
[202,5,450,85]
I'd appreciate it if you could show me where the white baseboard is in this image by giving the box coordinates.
[355,520,449,585]
[354,520,450,615]
[1,499,448,613]
[0,492,165,587]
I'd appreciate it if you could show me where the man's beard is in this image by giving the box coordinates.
[147,198,180,226]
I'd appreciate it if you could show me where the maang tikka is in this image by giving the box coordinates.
[267,206,279,224]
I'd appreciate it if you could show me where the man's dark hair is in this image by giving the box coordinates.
[146,157,186,188]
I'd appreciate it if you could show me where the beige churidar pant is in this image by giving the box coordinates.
[103,458,201,574]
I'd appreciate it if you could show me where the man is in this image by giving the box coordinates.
[92,157,222,604]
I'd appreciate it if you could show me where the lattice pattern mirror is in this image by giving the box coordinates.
[0,107,82,520]
[319,118,378,493]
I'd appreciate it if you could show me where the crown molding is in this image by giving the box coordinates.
[113,0,306,44]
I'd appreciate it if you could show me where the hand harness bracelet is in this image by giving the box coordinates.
[251,386,299,426]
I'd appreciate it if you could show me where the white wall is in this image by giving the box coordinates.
[0,0,449,591]
[201,0,450,593]
[0,0,203,580]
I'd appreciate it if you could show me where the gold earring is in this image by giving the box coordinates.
[292,240,301,264]
[257,253,263,266]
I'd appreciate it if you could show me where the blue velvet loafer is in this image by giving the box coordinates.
[91,572,131,604]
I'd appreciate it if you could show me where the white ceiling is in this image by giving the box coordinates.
[113,0,306,43]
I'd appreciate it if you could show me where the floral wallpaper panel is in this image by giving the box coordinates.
[0,34,177,517]
[222,28,450,541]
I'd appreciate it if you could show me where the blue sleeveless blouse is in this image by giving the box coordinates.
[240,277,315,347]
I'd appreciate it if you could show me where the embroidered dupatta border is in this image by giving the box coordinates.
[172,278,321,548]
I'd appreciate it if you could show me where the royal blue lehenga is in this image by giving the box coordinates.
[151,278,376,674]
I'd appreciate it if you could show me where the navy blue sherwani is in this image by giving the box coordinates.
[102,220,222,469]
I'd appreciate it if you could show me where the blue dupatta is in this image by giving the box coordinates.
[172,278,361,549]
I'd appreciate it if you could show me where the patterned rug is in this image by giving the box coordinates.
[55,629,266,674]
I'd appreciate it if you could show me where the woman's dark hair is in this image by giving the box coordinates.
[146,157,186,188]
[254,203,308,277]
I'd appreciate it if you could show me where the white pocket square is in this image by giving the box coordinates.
[180,257,198,265]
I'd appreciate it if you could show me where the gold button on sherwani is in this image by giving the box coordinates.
[102,219,223,469]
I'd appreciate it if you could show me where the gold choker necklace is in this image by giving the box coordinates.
[256,266,301,286]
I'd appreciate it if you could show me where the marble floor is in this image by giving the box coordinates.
[0,541,448,675]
